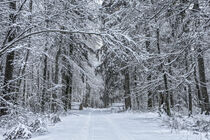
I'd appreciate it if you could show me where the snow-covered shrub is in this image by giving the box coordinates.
[3,123,32,140]
[29,119,47,134]
[3,118,48,140]
[0,115,16,129]
[0,108,48,139]
[50,115,61,124]
[162,113,210,133]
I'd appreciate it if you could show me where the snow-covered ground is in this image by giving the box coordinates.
[28,109,206,140]
[0,128,4,140]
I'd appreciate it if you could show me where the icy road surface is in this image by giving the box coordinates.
[30,109,205,140]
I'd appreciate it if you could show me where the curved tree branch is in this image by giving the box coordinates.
[0,29,102,56]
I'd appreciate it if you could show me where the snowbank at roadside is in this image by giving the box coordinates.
[161,113,210,139]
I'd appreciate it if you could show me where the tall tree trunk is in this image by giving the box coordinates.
[188,84,192,115]
[193,0,210,115]
[134,67,140,110]
[163,72,171,116]
[124,68,131,110]
[185,50,193,116]
[84,82,91,108]
[63,74,69,111]
[0,1,16,116]
[103,74,110,108]
[41,0,50,113]
[18,0,33,107]
[194,66,202,110]
[145,26,153,109]
[168,59,174,108]
[62,70,72,111]
[156,28,171,116]
[197,48,209,114]
[41,54,48,113]
[68,71,73,110]
[51,36,62,113]
[147,75,153,108]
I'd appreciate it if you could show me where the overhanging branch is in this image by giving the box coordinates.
[0,29,102,57]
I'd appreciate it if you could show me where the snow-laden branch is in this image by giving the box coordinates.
[0,29,103,56]
[0,0,18,4]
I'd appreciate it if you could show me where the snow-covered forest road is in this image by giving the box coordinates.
[30,109,204,140]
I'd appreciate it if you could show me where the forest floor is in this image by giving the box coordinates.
[28,108,206,140]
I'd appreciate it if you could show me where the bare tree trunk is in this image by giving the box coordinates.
[156,28,171,116]
[0,1,16,116]
[62,70,72,111]
[84,82,91,108]
[197,48,209,114]
[193,0,210,115]
[51,35,62,113]
[185,50,193,116]
[168,59,174,108]
[188,84,192,115]
[69,74,73,110]
[41,54,48,113]
[18,0,33,107]
[63,74,69,111]
[145,26,153,109]
[163,72,171,116]
[41,0,50,113]
[194,66,202,110]
[103,74,110,108]
[147,75,153,109]
[124,68,131,110]
[133,67,140,109]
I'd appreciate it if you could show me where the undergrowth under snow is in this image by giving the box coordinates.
[161,112,210,139]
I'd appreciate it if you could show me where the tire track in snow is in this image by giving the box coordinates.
[103,115,136,140]
[72,112,92,140]
[87,112,95,140]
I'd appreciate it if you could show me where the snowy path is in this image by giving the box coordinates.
[30,109,205,140]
